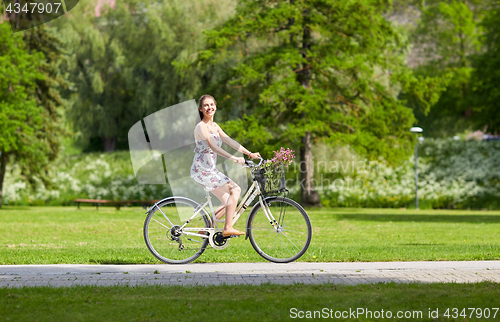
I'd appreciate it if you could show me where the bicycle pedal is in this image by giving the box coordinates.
[224,234,240,239]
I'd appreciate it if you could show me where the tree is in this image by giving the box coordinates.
[60,0,140,152]
[21,24,68,187]
[0,22,45,207]
[409,0,485,136]
[470,0,500,133]
[60,0,236,152]
[191,0,437,206]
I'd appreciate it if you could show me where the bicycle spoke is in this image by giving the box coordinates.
[144,198,210,264]
[155,204,174,227]
[248,197,311,263]
[151,218,170,230]
[280,232,301,251]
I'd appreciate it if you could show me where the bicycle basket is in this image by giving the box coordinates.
[253,163,286,194]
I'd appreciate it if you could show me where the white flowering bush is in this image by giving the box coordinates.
[3,152,172,206]
[286,139,500,209]
[419,138,500,209]
[4,139,500,209]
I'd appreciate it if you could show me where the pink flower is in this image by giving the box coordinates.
[269,147,295,167]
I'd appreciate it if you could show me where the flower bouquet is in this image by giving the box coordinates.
[255,148,295,194]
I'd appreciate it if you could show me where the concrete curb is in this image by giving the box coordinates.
[1,261,499,288]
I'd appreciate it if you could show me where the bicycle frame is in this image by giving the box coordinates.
[172,179,280,239]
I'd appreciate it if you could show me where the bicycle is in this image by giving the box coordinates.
[143,157,312,264]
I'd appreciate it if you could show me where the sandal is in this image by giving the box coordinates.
[222,229,245,237]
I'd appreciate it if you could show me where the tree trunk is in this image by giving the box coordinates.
[102,136,117,152]
[297,7,321,207]
[0,152,7,208]
[300,132,321,207]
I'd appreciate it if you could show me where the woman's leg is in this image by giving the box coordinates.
[223,181,241,231]
[211,181,242,234]
[213,204,226,220]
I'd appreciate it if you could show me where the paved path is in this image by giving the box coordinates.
[1,261,500,288]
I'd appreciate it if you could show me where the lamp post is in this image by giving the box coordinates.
[410,127,423,209]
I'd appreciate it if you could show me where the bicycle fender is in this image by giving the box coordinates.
[145,196,206,217]
[145,197,174,214]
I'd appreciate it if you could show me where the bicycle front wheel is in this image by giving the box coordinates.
[144,197,210,264]
[247,197,312,263]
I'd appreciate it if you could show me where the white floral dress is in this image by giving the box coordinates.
[190,129,230,191]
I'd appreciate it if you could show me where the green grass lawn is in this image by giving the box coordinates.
[1,282,500,321]
[1,206,500,264]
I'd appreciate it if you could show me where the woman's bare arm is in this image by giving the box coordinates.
[195,123,240,160]
[215,123,252,156]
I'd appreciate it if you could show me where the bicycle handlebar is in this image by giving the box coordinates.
[243,156,264,169]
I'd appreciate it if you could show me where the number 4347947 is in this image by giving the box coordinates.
[5,2,62,14]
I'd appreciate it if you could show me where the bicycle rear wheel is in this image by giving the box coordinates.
[247,197,312,263]
[144,197,210,264]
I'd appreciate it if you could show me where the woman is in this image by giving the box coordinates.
[190,94,260,237]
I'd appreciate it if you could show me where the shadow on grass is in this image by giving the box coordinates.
[89,259,145,265]
[335,214,500,223]
[0,206,33,211]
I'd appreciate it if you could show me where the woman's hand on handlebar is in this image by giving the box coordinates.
[232,156,245,165]
[249,152,261,159]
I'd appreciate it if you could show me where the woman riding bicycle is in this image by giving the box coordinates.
[190,94,260,237]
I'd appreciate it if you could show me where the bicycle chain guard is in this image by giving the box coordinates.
[208,230,231,250]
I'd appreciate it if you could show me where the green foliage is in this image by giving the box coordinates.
[220,114,274,156]
[409,0,486,137]
[58,0,236,152]
[255,162,285,194]
[413,0,482,69]
[421,138,500,208]
[23,25,68,155]
[3,151,171,206]
[0,23,44,152]
[20,25,68,187]
[59,0,147,151]
[0,22,49,206]
[398,72,451,116]
[192,0,443,165]
[470,0,500,133]
[6,137,498,209]
[318,138,500,209]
